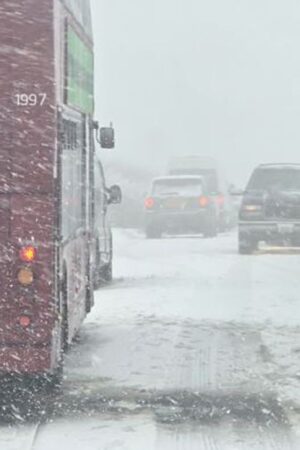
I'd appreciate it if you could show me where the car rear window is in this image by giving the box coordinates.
[247,167,300,191]
[171,169,218,192]
[152,179,203,196]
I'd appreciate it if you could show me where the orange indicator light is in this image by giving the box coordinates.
[19,246,36,262]
[17,268,34,286]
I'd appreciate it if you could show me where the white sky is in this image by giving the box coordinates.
[91,0,300,186]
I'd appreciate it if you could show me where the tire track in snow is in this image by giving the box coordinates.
[155,425,221,450]
[155,421,296,450]
[175,322,264,394]
[257,427,296,450]
[198,433,220,450]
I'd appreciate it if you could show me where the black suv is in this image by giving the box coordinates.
[144,175,218,238]
[239,164,300,254]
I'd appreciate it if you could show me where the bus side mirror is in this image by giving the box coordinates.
[100,127,115,149]
[108,185,122,204]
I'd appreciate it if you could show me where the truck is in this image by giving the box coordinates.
[0,0,121,383]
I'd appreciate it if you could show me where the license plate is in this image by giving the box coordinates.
[164,198,183,209]
[277,223,294,234]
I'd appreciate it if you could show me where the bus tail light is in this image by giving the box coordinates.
[19,316,31,328]
[19,246,36,262]
[17,268,34,286]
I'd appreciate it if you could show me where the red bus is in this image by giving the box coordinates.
[0,0,120,383]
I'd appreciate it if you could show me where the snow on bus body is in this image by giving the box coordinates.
[0,0,96,377]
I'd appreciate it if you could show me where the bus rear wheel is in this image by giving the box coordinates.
[45,361,63,390]
[45,284,68,389]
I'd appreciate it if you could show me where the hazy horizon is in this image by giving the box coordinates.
[91,0,300,186]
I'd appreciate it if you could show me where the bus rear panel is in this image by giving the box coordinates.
[0,0,61,375]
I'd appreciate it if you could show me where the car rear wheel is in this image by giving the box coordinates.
[146,227,162,239]
[218,213,228,233]
[238,235,257,254]
[203,216,218,238]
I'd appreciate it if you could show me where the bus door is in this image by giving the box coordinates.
[60,109,88,331]
[94,159,110,266]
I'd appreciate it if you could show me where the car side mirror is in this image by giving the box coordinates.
[108,185,122,204]
[100,126,115,149]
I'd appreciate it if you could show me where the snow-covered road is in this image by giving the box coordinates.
[1,229,300,449]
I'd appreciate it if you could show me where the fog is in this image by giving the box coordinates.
[91,0,300,186]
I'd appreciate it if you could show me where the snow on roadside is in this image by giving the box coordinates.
[65,229,300,409]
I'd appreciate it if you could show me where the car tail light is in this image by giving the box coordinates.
[199,196,209,207]
[19,315,31,328]
[216,194,225,206]
[19,246,36,262]
[145,197,155,209]
[17,268,34,286]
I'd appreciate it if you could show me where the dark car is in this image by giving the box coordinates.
[144,175,218,238]
[239,164,300,254]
